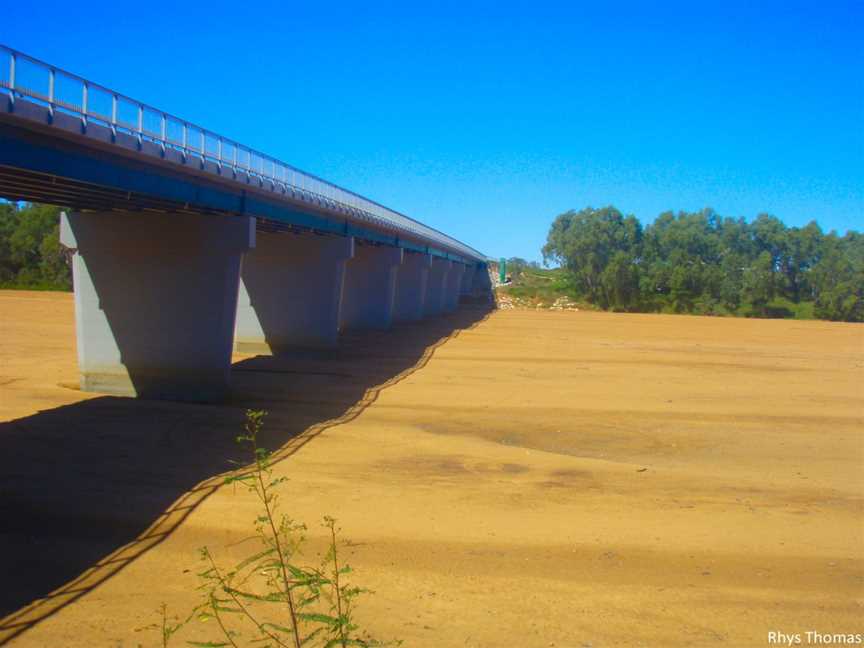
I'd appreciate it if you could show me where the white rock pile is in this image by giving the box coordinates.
[495,293,581,311]
[550,296,580,311]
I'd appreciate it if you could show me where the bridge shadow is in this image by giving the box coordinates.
[0,303,493,645]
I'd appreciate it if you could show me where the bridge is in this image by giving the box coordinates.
[0,44,491,402]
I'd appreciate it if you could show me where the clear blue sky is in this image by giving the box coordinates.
[3,1,862,261]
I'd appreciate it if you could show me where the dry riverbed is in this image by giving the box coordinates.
[0,290,862,647]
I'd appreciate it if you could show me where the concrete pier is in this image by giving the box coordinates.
[473,263,493,300]
[444,263,465,312]
[460,264,477,295]
[235,231,354,354]
[340,244,404,331]
[393,251,432,322]
[60,210,254,401]
[424,258,452,317]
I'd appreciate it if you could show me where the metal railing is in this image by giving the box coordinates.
[0,44,485,261]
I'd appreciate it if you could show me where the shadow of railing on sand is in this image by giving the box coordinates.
[0,304,493,645]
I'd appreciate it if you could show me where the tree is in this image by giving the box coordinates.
[639,209,725,312]
[505,257,531,280]
[542,206,642,308]
[782,221,823,302]
[811,232,864,322]
[741,251,775,315]
[539,203,860,322]
[0,202,17,283]
[0,202,71,289]
[601,250,640,310]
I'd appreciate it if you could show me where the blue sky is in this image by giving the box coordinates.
[3,1,862,261]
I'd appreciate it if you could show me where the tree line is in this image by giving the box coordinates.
[541,206,863,322]
[0,202,71,290]
[1,202,861,322]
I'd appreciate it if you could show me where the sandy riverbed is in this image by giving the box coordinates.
[0,290,862,647]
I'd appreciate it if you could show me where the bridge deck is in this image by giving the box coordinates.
[0,44,485,264]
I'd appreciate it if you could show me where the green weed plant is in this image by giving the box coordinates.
[154,410,396,648]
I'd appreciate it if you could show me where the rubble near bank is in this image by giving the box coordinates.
[496,292,581,311]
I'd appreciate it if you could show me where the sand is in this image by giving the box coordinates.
[0,290,862,647]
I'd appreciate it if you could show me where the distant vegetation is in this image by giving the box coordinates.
[509,206,862,322]
[497,266,588,308]
[0,202,71,290]
[2,202,861,322]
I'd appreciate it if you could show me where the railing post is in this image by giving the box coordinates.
[159,113,166,156]
[8,52,15,107]
[81,82,88,130]
[48,68,55,118]
[111,93,117,140]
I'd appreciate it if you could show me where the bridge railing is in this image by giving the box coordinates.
[0,44,485,262]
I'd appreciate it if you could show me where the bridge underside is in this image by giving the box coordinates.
[0,118,407,246]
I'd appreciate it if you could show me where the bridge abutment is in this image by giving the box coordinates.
[235,231,354,354]
[340,244,404,331]
[60,210,254,402]
[393,251,432,322]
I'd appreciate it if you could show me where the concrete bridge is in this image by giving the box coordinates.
[0,45,491,401]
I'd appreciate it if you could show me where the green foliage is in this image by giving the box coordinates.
[0,202,72,290]
[541,206,863,322]
[502,257,540,281]
[542,206,642,309]
[811,231,864,322]
[158,410,395,648]
[499,266,594,309]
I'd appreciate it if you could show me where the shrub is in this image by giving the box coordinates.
[155,410,395,648]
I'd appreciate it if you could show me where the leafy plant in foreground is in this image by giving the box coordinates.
[160,410,393,648]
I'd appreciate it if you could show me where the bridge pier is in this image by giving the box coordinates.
[460,264,477,295]
[393,251,432,322]
[60,210,254,402]
[473,263,493,299]
[444,263,465,312]
[424,258,452,317]
[340,244,404,331]
[235,231,354,354]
